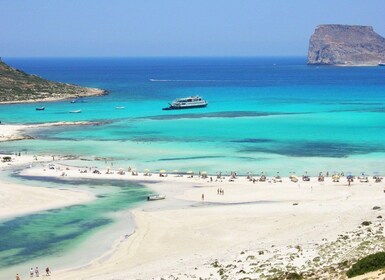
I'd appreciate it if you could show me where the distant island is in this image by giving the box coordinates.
[0,59,107,104]
[307,24,385,66]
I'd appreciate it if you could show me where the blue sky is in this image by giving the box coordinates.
[1,0,384,57]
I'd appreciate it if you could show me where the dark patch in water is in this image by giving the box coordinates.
[230,138,274,143]
[15,174,144,189]
[158,155,225,161]
[62,218,84,226]
[138,111,304,120]
[240,141,383,158]
[80,218,111,229]
[0,213,111,267]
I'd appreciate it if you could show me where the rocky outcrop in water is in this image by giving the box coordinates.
[307,24,385,66]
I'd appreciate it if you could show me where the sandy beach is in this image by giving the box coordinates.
[0,155,381,280]
[0,121,110,142]
[0,154,94,220]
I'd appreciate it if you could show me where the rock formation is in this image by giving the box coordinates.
[0,60,107,103]
[308,24,385,66]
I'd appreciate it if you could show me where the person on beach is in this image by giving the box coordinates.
[16,273,20,280]
[30,268,34,277]
[45,267,50,276]
[35,267,39,277]
[201,193,204,201]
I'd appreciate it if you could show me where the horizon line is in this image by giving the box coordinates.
[3,55,307,59]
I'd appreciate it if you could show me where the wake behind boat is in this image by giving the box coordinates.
[163,96,208,110]
[69,110,82,113]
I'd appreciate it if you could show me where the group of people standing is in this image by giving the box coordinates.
[31,267,50,277]
[15,267,50,279]
[217,188,225,195]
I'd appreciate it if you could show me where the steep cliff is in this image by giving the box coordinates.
[0,59,107,103]
[307,25,385,66]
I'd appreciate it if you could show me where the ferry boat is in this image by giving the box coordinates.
[162,96,208,110]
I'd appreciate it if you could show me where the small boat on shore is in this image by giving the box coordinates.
[147,194,166,201]
[35,107,45,111]
[69,110,82,113]
[163,96,208,110]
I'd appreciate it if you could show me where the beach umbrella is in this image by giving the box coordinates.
[172,169,179,173]
[332,174,340,179]
[347,175,353,180]
[144,169,150,172]
[159,169,166,173]
[187,170,194,174]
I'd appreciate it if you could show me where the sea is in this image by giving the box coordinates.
[0,57,385,277]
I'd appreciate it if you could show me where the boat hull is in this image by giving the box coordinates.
[162,104,208,110]
[147,195,166,201]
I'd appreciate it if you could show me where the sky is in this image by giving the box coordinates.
[1,0,384,57]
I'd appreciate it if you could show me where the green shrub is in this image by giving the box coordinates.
[286,272,302,280]
[347,252,385,278]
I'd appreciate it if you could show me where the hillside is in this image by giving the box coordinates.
[308,24,385,66]
[0,59,107,103]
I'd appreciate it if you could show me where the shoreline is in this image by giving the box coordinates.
[1,155,385,279]
[0,121,111,142]
[13,159,385,279]
[0,154,95,220]
[0,88,108,105]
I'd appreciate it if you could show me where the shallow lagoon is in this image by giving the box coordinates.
[0,174,150,277]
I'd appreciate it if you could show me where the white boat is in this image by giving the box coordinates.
[115,106,125,109]
[379,62,385,66]
[147,194,166,201]
[69,110,82,113]
[163,96,208,110]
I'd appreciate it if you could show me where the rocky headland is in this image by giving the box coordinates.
[0,59,107,103]
[308,24,385,66]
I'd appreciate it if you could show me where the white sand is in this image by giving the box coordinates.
[0,122,108,142]
[12,161,385,280]
[0,154,94,219]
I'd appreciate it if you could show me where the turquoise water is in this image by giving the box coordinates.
[1,57,385,175]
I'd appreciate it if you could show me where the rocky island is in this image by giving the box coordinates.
[308,24,385,66]
[0,59,107,103]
